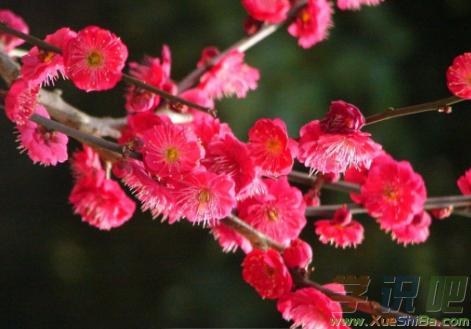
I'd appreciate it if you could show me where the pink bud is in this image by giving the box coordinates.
[430,207,453,220]
[244,16,262,35]
[320,100,366,133]
[283,239,313,269]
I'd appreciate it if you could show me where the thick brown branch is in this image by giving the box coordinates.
[225,214,285,251]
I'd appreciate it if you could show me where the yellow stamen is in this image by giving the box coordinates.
[87,51,104,67]
[40,51,55,63]
[265,138,282,155]
[301,10,311,23]
[198,190,211,204]
[267,208,279,221]
[164,147,179,163]
[383,185,399,201]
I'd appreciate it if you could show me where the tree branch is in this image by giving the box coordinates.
[365,95,464,126]
[0,7,463,328]
[305,195,471,217]
[287,170,361,193]
[23,112,471,219]
[0,50,125,138]
[0,22,215,115]
[224,216,456,328]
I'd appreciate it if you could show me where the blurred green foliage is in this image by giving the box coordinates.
[0,1,470,328]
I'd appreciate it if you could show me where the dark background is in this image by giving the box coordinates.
[1,0,470,328]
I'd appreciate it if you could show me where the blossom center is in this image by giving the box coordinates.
[164,147,179,163]
[301,9,311,23]
[198,189,211,204]
[265,138,282,155]
[383,185,399,201]
[263,264,275,277]
[86,51,104,68]
[39,51,55,63]
[267,207,279,221]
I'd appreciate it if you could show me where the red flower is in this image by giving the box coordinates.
[63,26,128,91]
[5,78,39,125]
[189,112,233,149]
[344,165,368,204]
[238,177,306,245]
[429,207,453,220]
[71,144,102,177]
[69,146,135,230]
[125,46,176,113]
[361,156,427,231]
[179,88,214,113]
[298,101,382,175]
[211,222,253,253]
[283,239,313,269]
[447,53,471,100]
[117,159,178,223]
[21,28,77,86]
[337,0,384,10]
[288,0,333,49]
[174,170,236,226]
[0,9,29,53]
[242,248,293,299]
[248,118,295,176]
[198,48,259,100]
[69,172,136,230]
[141,121,204,178]
[203,134,256,199]
[391,211,432,246]
[277,284,350,329]
[16,105,68,166]
[314,205,364,248]
[458,169,471,195]
[241,0,291,24]
[303,188,320,207]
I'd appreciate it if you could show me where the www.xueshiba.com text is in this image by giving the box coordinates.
[331,315,470,327]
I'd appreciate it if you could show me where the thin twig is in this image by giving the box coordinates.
[287,170,361,193]
[365,96,464,125]
[29,114,139,159]
[305,195,471,217]
[177,0,308,92]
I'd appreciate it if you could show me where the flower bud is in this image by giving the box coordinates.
[320,100,366,133]
[283,239,313,269]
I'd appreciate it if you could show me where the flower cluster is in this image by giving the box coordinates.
[1,5,469,329]
[298,100,382,175]
[344,153,431,245]
[125,46,175,113]
[240,0,385,49]
[241,247,350,328]
[315,205,364,248]
[69,145,136,230]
